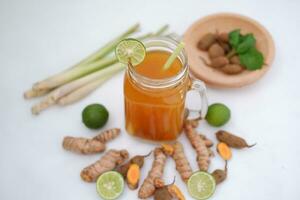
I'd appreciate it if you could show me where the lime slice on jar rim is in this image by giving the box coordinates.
[96,171,124,200]
[187,171,216,200]
[115,38,146,66]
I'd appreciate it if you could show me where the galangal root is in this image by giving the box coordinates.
[80,149,129,182]
[216,130,256,149]
[62,128,120,154]
[138,148,167,199]
[184,120,210,171]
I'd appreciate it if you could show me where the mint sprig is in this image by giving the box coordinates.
[228,29,264,71]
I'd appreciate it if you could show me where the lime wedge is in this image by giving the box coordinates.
[96,171,124,200]
[115,38,146,66]
[187,171,216,200]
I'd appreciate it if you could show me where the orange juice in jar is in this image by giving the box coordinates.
[124,37,207,141]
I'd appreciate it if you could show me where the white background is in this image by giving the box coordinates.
[0,0,299,199]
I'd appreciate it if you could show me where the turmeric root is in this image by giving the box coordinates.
[199,134,214,148]
[93,128,120,143]
[216,130,256,149]
[184,122,210,171]
[63,136,105,154]
[138,148,167,199]
[116,151,151,178]
[80,149,129,182]
[126,164,140,190]
[62,128,121,155]
[217,142,232,160]
[211,161,228,184]
[172,142,193,183]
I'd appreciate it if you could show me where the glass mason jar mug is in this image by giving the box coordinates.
[124,37,208,141]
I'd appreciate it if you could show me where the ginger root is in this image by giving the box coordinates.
[62,128,121,155]
[172,142,193,183]
[126,164,140,190]
[184,121,210,171]
[138,148,167,199]
[80,149,129,182]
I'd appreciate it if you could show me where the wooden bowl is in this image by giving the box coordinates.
[184,13,275,88]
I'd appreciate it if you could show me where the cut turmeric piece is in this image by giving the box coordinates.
[126,164,140,190]
[161,143,174,156]
[217,142,232,161]
[63,137,105,154]
[168,184,185,200]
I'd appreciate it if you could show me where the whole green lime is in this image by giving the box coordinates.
[205,103,230,127]
[82,104,109,129]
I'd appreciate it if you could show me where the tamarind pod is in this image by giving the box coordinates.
[208,43,225,59]
[197,33,217,51]
[216,130,256,149]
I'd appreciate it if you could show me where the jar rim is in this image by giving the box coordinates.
[127,36,188,89]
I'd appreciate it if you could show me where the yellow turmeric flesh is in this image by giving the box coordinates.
[168,184,185,200]
[126,164,140,190]
[80,149,129,182]
[217,142,232,161]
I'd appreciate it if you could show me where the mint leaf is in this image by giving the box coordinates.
[239,48,264,70]
[236,34,256,54]
[229,29,241,48]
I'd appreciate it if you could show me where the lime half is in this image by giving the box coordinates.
[96,171,124,200]
[115,38,146,66]
[187,171,216,200]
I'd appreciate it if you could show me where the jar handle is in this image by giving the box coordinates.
[186,78,208,120]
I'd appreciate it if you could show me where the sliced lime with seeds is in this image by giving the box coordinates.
[96,171,124,200]
[115,38,146,66]
[187,171,216,200]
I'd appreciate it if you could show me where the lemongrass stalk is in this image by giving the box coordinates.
[163,42,185,70]
[74,23,139,67]
[24,89,50,99]
[136,32,153,41]
[29,23,138,93]
[31,63,125,114]
[33,57,117,91]
[154,24,169,36]
[58,65,124,106]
